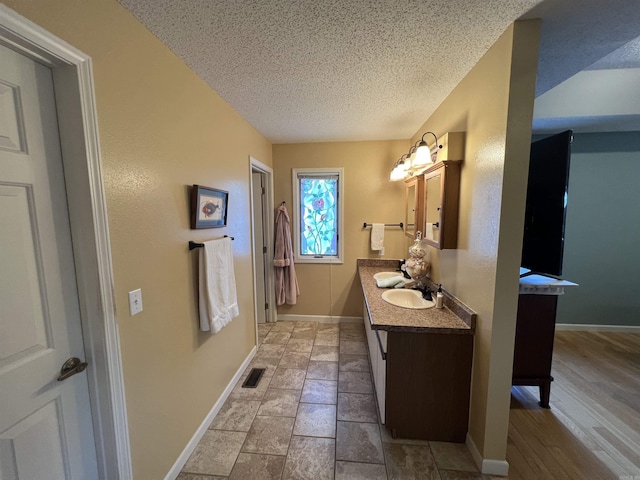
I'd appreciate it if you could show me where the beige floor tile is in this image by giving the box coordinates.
[383,443,440,480]
[301,379,337,404]
[340,322,364,330]
[285,338,314,353]
[317,323,340,333]
[293,321,318,329]
[258,388,301,417]
[430,441,479,472]
[210,399,261,432]
[290,327,317,339]
[338,371,373,394]
[335,461,388,480]
[229,373,272,400]
[314,332,339,346]
[182,430,245,476]
[340,329,366,342]
[282,436,335,480]
[310,345,339,362]
[278,350,311,369]
[339,340,368,355]
[306,360,339,380]
[177,473,227,480]
[263,331,292,344]
[293,403,336,437]
[257,343,286,359]
[337,393,378,423]
[339,354,370,372]
[244,357,280,377]
[269,321,296,332]
[336,421,384,464]
[269,367,306,389]
[257,324,273,336]
[229,453,285,480]
[241,415,294,455]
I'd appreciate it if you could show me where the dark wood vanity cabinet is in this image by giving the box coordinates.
[364,301,473,443]
[385,332,473,442]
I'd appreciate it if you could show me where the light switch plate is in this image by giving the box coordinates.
[128,288,143,316]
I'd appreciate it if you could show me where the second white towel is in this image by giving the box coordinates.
[371,223,385,251]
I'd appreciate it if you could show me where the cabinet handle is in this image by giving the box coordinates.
[374,330,386,360]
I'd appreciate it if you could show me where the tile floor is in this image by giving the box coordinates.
[178,320,495,480]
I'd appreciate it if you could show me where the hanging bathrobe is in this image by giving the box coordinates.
[274,203,299,305]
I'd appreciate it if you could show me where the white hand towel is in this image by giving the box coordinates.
[371,223,385,251]
[425,223,434,241]
[376,275,404,288]
[199,237,239,334]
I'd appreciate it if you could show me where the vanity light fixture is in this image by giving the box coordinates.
[390,154,409,181]
[390,132,443,182]
[413,131,442,168]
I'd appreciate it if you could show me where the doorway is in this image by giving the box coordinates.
[249,157,276,327]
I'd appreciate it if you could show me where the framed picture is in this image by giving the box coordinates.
[190,185,229,229]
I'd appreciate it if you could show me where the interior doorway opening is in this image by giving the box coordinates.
[249,157,276,328]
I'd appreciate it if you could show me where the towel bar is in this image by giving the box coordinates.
[189,236,234,250]
[363,222,403,229]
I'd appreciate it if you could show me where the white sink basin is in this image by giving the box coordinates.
[381,289,435,309]
[373,271,402,281]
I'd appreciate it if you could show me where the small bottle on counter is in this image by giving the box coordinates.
[436,284,444,309]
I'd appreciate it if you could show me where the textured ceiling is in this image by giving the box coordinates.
[119,0,640,143]
[119,0,543,143]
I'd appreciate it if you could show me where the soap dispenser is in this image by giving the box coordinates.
[436,284,444,309]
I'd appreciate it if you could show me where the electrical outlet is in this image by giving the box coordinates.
[128,289,143,316]
[378,247,385,256]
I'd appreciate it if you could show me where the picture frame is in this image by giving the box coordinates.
[190,185,229,229]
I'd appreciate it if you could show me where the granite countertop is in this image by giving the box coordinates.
[358,259,476,334]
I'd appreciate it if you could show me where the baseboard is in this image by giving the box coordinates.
[466,433,509,477]
[556,323,640,333]
[164,345,257,480]
[276,314,362,324]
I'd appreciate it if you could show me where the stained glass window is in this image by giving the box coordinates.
[292,168,343,263]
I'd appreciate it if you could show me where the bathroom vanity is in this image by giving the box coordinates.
[358,259,476,442]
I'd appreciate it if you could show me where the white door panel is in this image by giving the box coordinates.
[0,44,98,479]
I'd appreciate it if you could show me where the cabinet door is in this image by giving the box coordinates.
[375,330,387,423]
[363,303,385,423]
[422,160,462,249]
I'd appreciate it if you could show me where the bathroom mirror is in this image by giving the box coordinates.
[404,176,423,239]
[422,160,462,249]
[424,174,442,245]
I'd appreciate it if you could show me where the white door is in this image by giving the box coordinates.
[252,171,268,323]
[0,44,99,479]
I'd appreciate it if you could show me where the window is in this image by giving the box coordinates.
[292,168,344,264]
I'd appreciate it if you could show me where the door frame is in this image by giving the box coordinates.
[249,156,276,327]
[0,5,132,479]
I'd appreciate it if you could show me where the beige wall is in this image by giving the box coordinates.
[5,1,272,478]
[273,141,409,317]
[410,20,540,463]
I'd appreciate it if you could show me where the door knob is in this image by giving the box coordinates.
[57,357,88,381]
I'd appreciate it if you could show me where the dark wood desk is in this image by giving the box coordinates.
[512,294,558,408]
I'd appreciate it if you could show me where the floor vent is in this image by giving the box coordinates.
[242,368,265,388]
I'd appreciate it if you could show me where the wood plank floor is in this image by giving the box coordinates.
[507,331,640,480]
